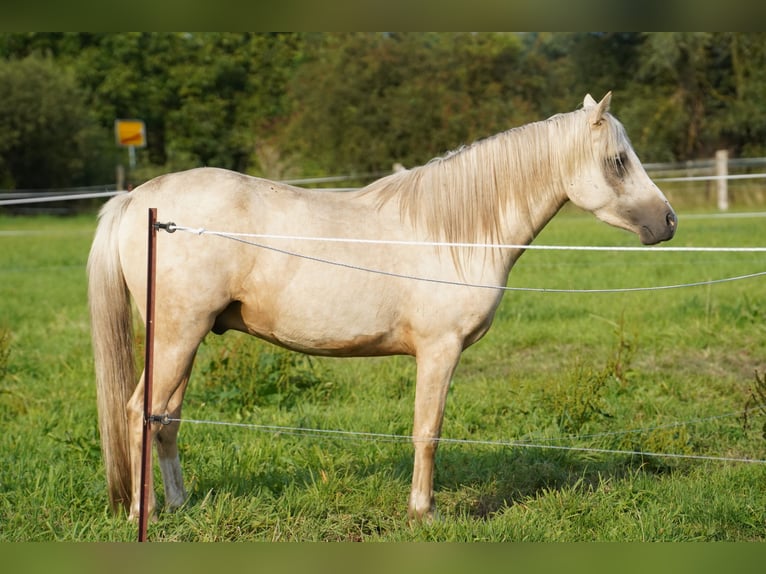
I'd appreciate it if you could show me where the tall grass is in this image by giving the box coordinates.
[0,207,765,541]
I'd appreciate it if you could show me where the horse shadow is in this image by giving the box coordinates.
[178,437,671,520]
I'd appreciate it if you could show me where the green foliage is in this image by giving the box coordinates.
[0,33,304,188]
[743,370,766,440]
[3,33,766,190]
[196,335,328,415]
[0,54,109,188]
[282,32,530,174]
[544,360,614,436]
[540,320,633,436]
[0,327,9,382]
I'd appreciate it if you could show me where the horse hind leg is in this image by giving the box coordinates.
[155,358,196,511]
[125,332,204,521]
[408,338,463,521]
[126,371,156,521]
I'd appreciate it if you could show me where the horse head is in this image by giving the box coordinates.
[566,92,677,245]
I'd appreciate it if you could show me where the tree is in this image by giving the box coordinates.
[610,32,766,161]
[67,32,303,179]
[163,33,303,176]
[4,32,766,187]
[1,33,306,184]
[707,33,766,157]
[0,54,107,189]
[281,33,530,175]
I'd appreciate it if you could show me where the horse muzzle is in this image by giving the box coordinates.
[640,208,677,245]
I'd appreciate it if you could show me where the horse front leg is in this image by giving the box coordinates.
[408,339,462,521]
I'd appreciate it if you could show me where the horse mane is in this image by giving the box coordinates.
[362,106,629,251]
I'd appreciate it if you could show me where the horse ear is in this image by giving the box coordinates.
[583,93,598,108]
[588,91,612,125]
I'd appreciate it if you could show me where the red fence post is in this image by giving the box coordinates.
[138,208,158,542]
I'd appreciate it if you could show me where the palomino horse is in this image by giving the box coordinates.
[88,93,676,521]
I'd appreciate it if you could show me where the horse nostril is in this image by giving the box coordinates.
[666,211,677,229]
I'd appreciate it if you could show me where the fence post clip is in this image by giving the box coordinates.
[147,413,171,425]
[154,221,176,233]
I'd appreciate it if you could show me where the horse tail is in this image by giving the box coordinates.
[87,193,135,513]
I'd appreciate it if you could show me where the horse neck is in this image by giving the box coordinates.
[490,122,576,249]
[366,112,582,268]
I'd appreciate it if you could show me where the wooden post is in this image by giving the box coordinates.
[716,149,729,211]
[138,208,158,542]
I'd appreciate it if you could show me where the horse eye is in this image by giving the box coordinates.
[611,152,629,178]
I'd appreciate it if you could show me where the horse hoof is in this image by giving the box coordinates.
[407,505,439,524]
[127,510,157,523]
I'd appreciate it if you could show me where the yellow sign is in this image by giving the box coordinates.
[115,119,147,147]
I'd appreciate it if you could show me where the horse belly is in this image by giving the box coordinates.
[219,290,415,357]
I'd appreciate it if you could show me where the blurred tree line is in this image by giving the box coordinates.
[1,32,766,190]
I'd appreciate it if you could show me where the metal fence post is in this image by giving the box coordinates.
[138,207,158,542]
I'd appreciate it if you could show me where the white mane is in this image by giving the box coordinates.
[363,107,630,248]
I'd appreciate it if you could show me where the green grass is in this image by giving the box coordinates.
[1,207,765,541]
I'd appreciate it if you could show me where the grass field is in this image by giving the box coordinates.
[1,204,765,542]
